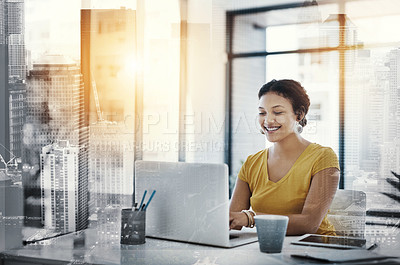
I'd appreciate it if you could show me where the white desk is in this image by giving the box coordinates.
[1,223,400,265]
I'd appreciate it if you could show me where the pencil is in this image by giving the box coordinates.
[138,190,147,211]
[143,190,156,211]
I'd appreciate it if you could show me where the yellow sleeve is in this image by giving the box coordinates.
[237,157,249,183]
[312,147,340,175]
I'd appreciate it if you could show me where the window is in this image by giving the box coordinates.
[11,0,185,234]
[226,0,400,207]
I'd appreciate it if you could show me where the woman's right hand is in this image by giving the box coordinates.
[229,211,248,230]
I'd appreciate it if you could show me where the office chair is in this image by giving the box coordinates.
[327,189,366,238]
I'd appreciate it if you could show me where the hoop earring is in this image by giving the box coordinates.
[296,121,303,134]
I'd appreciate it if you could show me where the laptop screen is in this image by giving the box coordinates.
[135,161,230,246]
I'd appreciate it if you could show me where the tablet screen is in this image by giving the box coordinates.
[299,235,366,248]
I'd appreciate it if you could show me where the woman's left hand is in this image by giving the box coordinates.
[229,211,248,230]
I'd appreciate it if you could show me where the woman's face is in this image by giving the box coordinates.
[258,92,298,143]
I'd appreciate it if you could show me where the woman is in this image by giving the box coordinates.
[229,79,340,236]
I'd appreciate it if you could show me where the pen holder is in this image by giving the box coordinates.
[120,208,146,245]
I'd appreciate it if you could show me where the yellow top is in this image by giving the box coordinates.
[238,143,340,235]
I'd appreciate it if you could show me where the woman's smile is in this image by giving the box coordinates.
[265,125,281,133]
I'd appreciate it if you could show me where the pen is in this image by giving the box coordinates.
[143,190,156,211]
[367,243,378,251]
[133,202,138,211]
[138,190,147,211]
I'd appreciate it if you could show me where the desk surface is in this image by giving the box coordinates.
[1,223,400,265]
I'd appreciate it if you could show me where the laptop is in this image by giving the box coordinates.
[134,160,258,248]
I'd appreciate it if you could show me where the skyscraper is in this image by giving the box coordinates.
[88,122,133,241]
[357,49,383,172]
[0,0,10,162]
[25,55,84,145]
[7,0,26,160]
[0,1,24,246]
[380,48,400,194]
[7,0,25,82]
[0,0,26,161]
[9,82,25,159]
[23,54,88,230]
[89,122,133,213]
[81,8,135,220]
[40,140,82,232]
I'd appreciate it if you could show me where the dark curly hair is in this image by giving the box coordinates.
[258,79,310,127]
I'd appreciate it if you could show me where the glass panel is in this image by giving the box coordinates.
[233,3,338,53]
[345,47,400,203]
[265,3,338,28]
[232,13,267,54]
[266,4,339,52]
[342,0,400,209]
[266,24,299,52]
[266,53,301,80]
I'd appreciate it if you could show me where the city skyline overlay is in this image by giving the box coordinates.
[0,0,399,239]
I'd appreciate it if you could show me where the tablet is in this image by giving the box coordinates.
[291,249,396,263]
[291,234,367,249]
